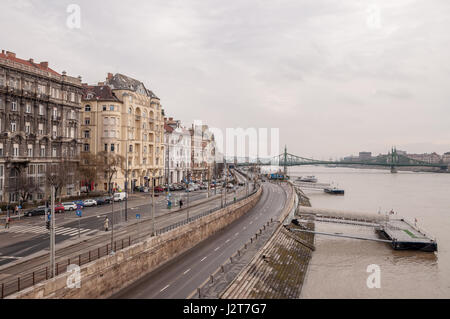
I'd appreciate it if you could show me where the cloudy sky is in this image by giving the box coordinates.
[2,0,450,158]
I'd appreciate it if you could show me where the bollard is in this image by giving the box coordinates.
[68,258,70,266]
[251,238,253,243]
[230,256,233,263]
[245,244,247,249]
[89,251,91,262]
[32,271,35,286]
[198,288,201,298]
[18,277,20,291]
[238,250,240,256]
[79,254,81,266]
[98,247,101,258]
[46,267,48,280]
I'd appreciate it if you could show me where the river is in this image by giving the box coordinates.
[264,166,450,298]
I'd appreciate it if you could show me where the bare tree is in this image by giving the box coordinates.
[97,151,125,194]
[79,153,100,194]
[46,160,78,202]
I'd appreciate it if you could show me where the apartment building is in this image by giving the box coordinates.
[81,73,165,191]
[164,117,191,184]
[0,50,82,203]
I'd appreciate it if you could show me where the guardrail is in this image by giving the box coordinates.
[0,185,259,299]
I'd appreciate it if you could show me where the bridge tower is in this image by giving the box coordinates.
[283,145,288,178]
[389,147,398,173]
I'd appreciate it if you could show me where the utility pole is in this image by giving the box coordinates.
[151,177,155,236]
[207,164,210,199]
[125,148,128,222]
[50,185,55,278]
[111,198,115,254]
[224,159,227,206]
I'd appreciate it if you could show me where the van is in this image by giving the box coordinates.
[113,192,127,202]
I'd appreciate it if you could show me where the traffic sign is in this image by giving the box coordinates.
[136,214,141,219]
[76,210,82,217]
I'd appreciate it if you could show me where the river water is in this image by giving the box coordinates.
[265,166,450,298]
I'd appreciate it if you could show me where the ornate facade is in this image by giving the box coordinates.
[0,50,83,203]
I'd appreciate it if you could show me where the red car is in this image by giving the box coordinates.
[154,186,164,193]
[55,204,65,213]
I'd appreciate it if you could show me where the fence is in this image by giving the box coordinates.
[0,185,259,299]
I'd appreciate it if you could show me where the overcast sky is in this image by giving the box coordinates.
[2,0,450,158]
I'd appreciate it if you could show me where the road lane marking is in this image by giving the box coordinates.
[201,257,207,262]
[225,239,230,243]
[250,221,253,225]
[243,227,247,230]
[160,285,170,292]
[214,247,220,251]
[183,269,191,275]
[235,232,239,236]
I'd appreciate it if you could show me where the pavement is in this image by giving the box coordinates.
[112,181,288,299]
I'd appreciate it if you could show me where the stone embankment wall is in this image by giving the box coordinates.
[221,182,316,299]
[8,187,262,299]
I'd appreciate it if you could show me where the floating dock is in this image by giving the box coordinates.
[377,219,438,252]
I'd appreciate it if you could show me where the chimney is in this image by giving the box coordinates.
[169,117,173,122]
[1,50,5,55]
[62,71,67,76]
[29,58,34,63]
[40,61,48,68]
[6,51,16,58]
[107,73,113,80]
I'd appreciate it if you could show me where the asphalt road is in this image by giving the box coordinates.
[0,189,224,267]
[113,181,287,299]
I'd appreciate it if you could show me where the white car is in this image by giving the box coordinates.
[83,199,97,207]
[113,192,128,202]
[62,202,77,211]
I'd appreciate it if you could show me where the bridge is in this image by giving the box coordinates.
[235,147,448,174]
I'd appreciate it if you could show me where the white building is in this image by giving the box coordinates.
[164,118,191,184]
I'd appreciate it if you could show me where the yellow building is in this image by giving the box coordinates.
[81,73,165,192]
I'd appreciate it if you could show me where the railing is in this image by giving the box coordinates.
[0,237,132,299]
[0,185,259,299]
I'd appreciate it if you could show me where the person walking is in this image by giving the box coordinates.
[104,217,110,232]
[5,215,10,229]
[179,199,183,210]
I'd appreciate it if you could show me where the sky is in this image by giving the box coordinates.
[1,0,450,159]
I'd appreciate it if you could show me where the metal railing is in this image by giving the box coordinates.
[0,185,259,299]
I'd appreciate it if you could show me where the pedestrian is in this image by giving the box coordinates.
[179,199,183,210]
[104,217,109,232]
[5,216,10,229]
[15,205,19,215]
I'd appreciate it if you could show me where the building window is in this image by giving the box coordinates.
[11,122,17,132]
[26,103,31,113]
[38,123,44,135]
[84,144,90,152]
[27,145,33,157]
[110,105,114,111]
[84,130,90,138]
[39,104,44,115]
[53,107,57,118]
[85,118,91,125]
[0,144,3,156]
[40,146,46,157]
[111,144,115,152]
[52,125,57,138]
[11,101,17,111]
[129,145,133,153]
[13,144,19,157]
[104,144,108,152]
[52,147,57,157]
[85,105,91,112]
[103,105,107,111]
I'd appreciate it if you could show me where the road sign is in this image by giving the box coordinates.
[76,210,82,217]
[136,214,141,219]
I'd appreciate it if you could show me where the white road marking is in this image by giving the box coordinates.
[201,256,207,262]
[160,285,170,292]
[214,246,220,251]
[225,239,230,243]
[183,269,191,275]
[235,232,239,236]
[250,221,253,225]
[243,227,247,230]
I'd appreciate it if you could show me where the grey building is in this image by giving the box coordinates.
[0,50,83,204]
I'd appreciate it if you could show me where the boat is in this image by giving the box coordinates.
[297,176,318,183]
[324,187,345,195]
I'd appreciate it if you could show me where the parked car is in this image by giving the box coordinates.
[113,192,127,202]
[94,197,107,206]
[26,206,47,217]
[83,199,97,207]
[238,181,245,186]
[62,202,77,211]
[226,183,235,189]
[154,186,164,193]
[55,204,65,213]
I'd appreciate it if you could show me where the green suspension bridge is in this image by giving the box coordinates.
[235,147,449,174]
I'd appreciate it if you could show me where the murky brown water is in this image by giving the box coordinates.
[268,166,450,298]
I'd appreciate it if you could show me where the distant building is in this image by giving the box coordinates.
[407,152,442,164]
[441,152,450,164]
[358,152,372,161]
[164,117,191,184]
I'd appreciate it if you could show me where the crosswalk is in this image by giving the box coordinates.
[2,225,98,237]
